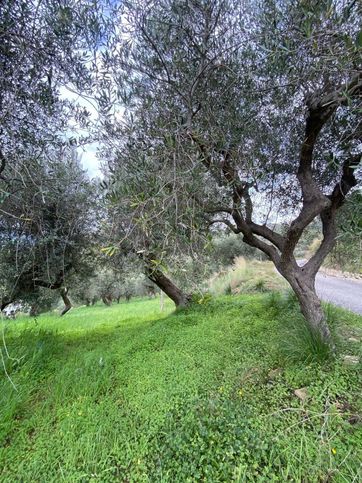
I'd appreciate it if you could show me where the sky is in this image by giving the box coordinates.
[78,142,102,178]
[59,86,103,178]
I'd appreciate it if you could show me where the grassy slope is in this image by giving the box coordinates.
[0,295,361,482]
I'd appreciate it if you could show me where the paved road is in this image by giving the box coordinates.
[315,272,362,315]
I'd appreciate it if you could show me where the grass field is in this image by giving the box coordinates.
[0,294,361,482]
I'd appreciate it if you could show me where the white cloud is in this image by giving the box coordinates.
[59,86,102,178]
[77,142,102,178]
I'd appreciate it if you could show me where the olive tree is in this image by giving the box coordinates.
[100,0,361,343]
[0,151,96,314]
[0,0,112,312]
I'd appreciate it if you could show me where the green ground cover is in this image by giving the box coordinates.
[0,295,361,482]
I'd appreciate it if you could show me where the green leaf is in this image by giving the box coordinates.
[100,246,117,256]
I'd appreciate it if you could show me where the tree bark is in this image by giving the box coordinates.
[102,295,112,306]
[279,268,334,347]
[29,304,40,317]
[60,287,72,316]
[146,267,191,308]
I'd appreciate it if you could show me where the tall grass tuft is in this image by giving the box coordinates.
[209,257,286,296]
[323,302,340,327]
[280,316,333,363]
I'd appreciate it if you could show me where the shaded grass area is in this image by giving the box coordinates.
[0,295,361,482]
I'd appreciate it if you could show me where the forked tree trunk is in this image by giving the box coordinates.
[146,267,191,308]
[60,287,72,316]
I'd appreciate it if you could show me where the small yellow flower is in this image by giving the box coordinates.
[218,386,224,393]
[331,448,337,455]
[238,388,243,397]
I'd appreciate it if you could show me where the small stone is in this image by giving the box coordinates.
[294,387,308,401]
[268,368,282,380]
[347,337,360,343]
[342,355,360,366]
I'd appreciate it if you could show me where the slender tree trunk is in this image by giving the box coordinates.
[146,267,191,308]
[60,287,72,316]
[29,304,40,317]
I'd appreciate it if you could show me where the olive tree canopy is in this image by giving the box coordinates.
[99,0,361,342]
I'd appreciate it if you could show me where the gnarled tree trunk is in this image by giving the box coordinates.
[280,267,333,346]
[190,74,361,349]
[102,294,112,306]
[60,287,72,316]
[146,266,191,308]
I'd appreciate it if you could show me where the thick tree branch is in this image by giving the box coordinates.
[33,279,63,290]
[282,75,361,265]
[249,222,285,251]
[303,207,337,277]
[1,297,13,312]
[204,206,233,215]
[281,197,331,265]
[190,131,286,256]
[207,218,240,233]
[304,152,361,276]
[298,73,362,202]
[0,149,6,178]
[33,268,68,290]
[329,153,361,207]
[241,229,281,265]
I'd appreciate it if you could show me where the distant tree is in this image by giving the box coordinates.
[99,0,361,344]
[211,234,266,268]
[327,191,362,273]
[0,0,114,314]
[0,152,96,314]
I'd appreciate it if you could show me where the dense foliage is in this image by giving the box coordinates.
[0,153,96,311]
